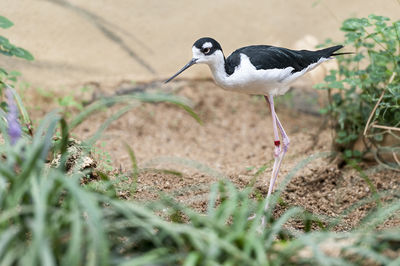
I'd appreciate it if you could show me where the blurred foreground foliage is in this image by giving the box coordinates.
[316,15,400,168]
[1,96,400,265]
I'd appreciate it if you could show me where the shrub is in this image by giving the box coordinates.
[316,15,400,167]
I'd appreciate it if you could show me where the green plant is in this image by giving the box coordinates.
[36,86,95,116]
[316,15,400,165]
[0,16,33,61]
[58,94,84,111]
[92,142,114,171]
[0,16,33,84]
[0,15,34,141]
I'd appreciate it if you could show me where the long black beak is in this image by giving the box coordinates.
[165,58,198,83]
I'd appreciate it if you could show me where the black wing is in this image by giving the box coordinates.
[225,45,343,75]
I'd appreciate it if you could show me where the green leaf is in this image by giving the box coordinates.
[341,18,365,32]
[1,41,13,51]
[0,67,7,76]
[0,16,13,29]
[0,50,12,57]
[8,71,21,77]
[353,53,365,62]
[353,150,362,157]
[338,131,347,138]
[368,14,390,22]
[332,93,342,104]
[12,47,34,61]
[324,70,337,82]
[327,81,344,89]
[319,108,328,114]
[313,83,327,90]
[344,149,352,158]
[0,36,9,45]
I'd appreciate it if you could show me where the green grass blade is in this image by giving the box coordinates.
[119,248,170,266]
[124,143,139,195]
[59,176,109,266]
[85,104,136,146]
[0,226,19,258]
[265,207,303,248]
[174,102,202,124]
[61,204,83,266]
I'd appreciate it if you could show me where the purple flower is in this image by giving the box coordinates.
[5,87,21,145]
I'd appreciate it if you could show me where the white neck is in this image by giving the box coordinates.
[206,51,230,88]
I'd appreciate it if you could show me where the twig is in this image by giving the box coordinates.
[373,148,400,172]
[363,90,385,135]
[371,124,400,132]
[363,72,396,136]
[393,152,400,167]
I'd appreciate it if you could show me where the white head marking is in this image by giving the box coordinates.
[192,46,202,58]
[202,42,212,49]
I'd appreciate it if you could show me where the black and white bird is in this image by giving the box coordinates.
[165,37,347,223]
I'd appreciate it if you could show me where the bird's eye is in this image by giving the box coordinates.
[203,48,211,54]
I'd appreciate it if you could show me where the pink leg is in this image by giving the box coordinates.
[248,95,290,227]
[260,95,290,227]
[265,96,290,153]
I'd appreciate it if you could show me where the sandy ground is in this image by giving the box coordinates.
[68,80,399,231]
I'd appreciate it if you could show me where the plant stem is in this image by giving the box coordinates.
[363,72,397,136]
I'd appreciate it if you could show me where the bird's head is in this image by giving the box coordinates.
[165,37,224,83]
